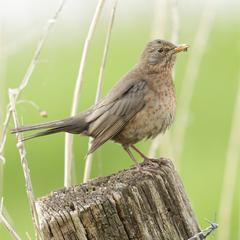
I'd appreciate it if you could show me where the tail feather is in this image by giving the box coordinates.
[22,126,67,141]
[11,119,69,133]
[11,113,89,140]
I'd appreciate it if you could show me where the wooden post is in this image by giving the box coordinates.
[36,158,202,240]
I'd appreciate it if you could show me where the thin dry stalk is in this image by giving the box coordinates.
[0,19,6,199]
[0,0,66,162]
[0,107,11,161]
[148,135,161,158]
[64,0,106,187]
[149,133,175,159]
[217,73,240,240]
[8,89,42,240]
[151,0,167,39]
[26,232,32,240]
[149,0,179,159]
[83,0,117,183]
[172,0,216,163]
[0,208,22,240]
[170,0,179,44]
[17,100,40,112]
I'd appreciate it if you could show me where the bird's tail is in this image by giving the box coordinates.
[11,113,88,141]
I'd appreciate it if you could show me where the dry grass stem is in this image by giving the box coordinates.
[1,2,66,233]
[170,0,179,44]
[217,73,240,240]
[0,0,66,164]
[172,0,216,163]
[83,0,118,183]
[149,133,175,159]
[8,89,42,240]
[0,22,6,198]
[148,135,161,158]
[64,0,106,187]
[26,232,32,240]
[0,106,11,161]
[151,0,167,39]
[0,199,22,240]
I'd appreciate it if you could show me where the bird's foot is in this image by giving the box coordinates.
[130,145,165,168]
[143,157,161,167]
[132,160,161,176]
[143,157,170,165]
[135,164,156,177]
[142,158,170,175]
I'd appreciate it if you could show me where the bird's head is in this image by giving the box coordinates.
[140,39,189,72]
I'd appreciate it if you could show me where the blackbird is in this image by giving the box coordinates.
[12,39,189,164]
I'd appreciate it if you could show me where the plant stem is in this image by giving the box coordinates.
[64,0,106,187]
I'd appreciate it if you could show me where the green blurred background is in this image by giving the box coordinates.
[1,0,240,239]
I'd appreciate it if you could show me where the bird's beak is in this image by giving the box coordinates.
[174,44,189,53]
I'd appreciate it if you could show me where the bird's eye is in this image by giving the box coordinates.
[157,48,164,53]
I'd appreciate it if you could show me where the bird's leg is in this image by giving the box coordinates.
[123,145,156,176]
[131,145,160,166]
[122,145,141,169]
[131,145,149,160]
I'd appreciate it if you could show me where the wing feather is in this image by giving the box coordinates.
[87,79,146,154]
[86,68,143,123]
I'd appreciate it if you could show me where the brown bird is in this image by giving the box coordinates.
[11,39,188,164]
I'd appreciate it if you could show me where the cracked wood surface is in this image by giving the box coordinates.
[36,158,201,240]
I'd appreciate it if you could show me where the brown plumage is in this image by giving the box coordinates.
[11,39,188,163]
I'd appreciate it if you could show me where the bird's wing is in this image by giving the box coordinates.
[86,67,142,122]
[87,79,146,154]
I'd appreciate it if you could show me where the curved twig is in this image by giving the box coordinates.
[64,0,106,187]
[83,0,118,183]
[0,0,66,162]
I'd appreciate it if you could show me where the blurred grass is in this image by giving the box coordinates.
[1,19,240,239]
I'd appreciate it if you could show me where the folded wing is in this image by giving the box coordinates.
[87,79,146,154]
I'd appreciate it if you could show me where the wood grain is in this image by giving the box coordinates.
[36,159,201,240]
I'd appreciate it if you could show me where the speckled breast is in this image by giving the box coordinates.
[114,81,176,146]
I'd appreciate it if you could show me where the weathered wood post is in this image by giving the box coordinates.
[36,159,202,240]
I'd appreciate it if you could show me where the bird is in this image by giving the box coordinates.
[11,39,189,165]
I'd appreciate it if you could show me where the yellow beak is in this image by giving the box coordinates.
[174,44,189,53]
